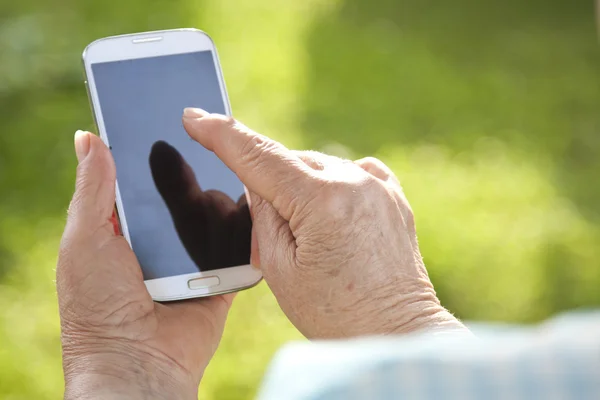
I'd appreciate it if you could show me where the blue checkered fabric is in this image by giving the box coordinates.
[257,311,600,400]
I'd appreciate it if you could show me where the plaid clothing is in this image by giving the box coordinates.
[258,311,600,400]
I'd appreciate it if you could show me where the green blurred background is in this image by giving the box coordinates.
[1,0,599,398]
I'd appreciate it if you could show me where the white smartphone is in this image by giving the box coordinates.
[82,29,262,301]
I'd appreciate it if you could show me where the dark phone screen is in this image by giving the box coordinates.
[91,51,250,280]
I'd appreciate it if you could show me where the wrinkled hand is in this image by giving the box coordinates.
[149,140,251,271]
[57,132,234,400]
[183,108,468,338]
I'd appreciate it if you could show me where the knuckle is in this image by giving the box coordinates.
[358,156,382,168]
[314,164,390,220]
[74,163,107,197]
[317,178,369,222]
[72,164,115,216]
[68,189,88,222]
[240,134,265,161]
[361,176,389,207]
[357,157,392,179]
[74,163,91,189]
[293,150,326,171]
[240,135,278,168]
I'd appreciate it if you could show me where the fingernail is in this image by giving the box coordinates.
[183,107,208,119]
[74,130,91,163]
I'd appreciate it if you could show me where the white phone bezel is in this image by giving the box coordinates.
[82,28,262,301]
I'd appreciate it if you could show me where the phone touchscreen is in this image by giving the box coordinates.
[91,51,250,280]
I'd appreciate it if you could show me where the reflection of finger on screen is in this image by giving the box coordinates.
[237,193,248,207]
[149,140,205,205]
[204,189,237,214]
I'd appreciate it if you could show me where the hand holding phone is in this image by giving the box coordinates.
[83,29,261,300]
[58,131,234,400]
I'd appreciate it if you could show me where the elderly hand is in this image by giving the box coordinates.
[57,131,233,400]
[183,108,467,338]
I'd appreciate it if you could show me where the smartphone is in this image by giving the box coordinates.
[82,29,262,301]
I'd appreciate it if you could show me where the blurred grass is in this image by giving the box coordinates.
[0,0,599,399]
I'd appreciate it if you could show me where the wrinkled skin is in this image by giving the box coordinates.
[57,132,234,400]
[57,113,466,399]
[182,110,465,338]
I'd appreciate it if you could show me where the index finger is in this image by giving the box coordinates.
[182,108,317,221]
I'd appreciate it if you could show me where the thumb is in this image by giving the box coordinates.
[65,131,116,239]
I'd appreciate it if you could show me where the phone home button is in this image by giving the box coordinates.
[188,276,220,290]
